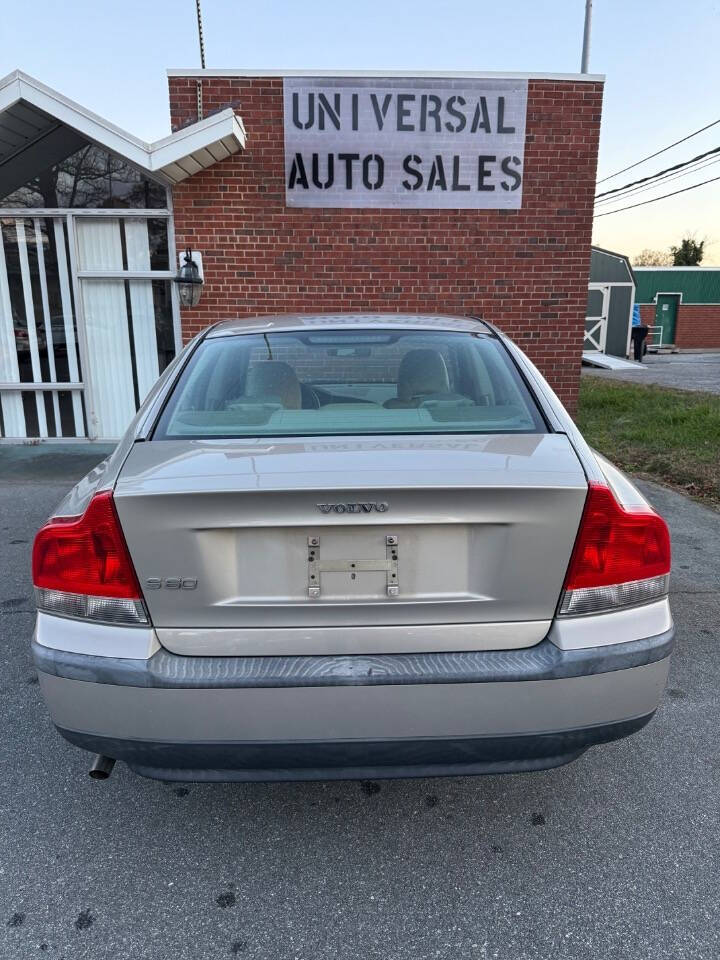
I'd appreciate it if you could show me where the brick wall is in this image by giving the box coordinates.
[638,303,720,348]
[676,306,720,348]
[638,305,655,328]
[168,75,604,411]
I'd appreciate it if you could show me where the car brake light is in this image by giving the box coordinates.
[559,482,671,616]
[32,491,148,626]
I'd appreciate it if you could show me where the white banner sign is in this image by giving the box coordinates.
[283,76,528,209]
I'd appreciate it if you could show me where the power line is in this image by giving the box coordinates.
[594,152,720,206]
[596,144,720,200]
[594,173,720,218]
[595,159,717,205]
[596,117,720,184]
[602,157,720,207]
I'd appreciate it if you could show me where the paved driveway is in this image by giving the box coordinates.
[584,352,720,393]
[2,451,719,960]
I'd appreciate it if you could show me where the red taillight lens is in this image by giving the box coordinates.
[564,483,671,591]
[32,491,141,599]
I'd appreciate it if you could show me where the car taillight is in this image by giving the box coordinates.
[558,482,671,616]
[32,491,148,626]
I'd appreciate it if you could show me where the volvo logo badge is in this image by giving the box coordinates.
[316,502,389,514]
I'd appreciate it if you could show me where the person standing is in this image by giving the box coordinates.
[630,304,649,362]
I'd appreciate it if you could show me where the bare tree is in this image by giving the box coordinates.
[632,248,673,266]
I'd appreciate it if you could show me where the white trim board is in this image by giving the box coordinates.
[167,68,605,82]
[0,208,172,217]
[633,266,720,271]
[594,251,628,263]
[0,70,245,184]
[652,291,684,302]
[627,282,636,360]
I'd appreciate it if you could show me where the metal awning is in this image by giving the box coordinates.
[0,70,246,193]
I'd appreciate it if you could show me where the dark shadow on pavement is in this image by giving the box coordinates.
[0,443,116,484]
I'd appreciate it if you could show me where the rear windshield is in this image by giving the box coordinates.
[153,328,545,439]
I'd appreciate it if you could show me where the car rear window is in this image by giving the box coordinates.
[153,328,546,438]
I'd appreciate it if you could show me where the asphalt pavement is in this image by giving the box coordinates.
[583,351,720,393]
[1,448,719,960]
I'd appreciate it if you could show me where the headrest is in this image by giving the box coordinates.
[245,361,302,409]
[397,349,450,401]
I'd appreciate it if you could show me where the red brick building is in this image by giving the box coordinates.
[0,69,602,440]
[168,70,604,412]
[634,268,720,349]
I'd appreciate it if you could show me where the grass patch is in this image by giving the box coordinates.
[576,376,720,504]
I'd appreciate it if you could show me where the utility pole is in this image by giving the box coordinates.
[581,0,593,73]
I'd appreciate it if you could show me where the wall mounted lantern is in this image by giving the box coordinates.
[174,248,204,307]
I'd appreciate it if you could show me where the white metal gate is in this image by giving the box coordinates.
[0,208,180,440]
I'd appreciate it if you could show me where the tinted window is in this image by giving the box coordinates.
[1,143,167,209]
[154,329,545,439]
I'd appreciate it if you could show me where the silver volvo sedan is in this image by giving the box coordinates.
[31,314,673,782]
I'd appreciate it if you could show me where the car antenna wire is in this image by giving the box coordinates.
[263,333,274,360]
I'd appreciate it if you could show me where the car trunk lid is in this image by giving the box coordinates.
[114,434,587,654]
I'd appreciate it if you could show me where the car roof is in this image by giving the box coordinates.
[206,313,493,338]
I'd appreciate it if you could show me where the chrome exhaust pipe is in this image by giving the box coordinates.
[89,755,116,780]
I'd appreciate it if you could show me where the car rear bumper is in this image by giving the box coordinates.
[32,625,673,781]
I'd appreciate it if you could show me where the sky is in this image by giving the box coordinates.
[3,0,720,262]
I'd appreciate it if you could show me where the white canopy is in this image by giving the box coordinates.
[0,70,246,196]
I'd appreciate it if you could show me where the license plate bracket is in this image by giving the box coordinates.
[307,534,399,598]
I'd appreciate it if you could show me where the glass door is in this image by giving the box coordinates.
[73,215,178,439]
[0,142,178,440]
[0,216,85,438]
[0,212,179,441]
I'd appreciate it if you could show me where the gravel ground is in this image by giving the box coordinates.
[1,455,719,960]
